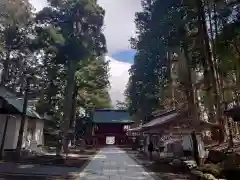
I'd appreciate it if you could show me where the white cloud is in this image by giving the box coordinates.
[30,0,142,54]
[98,0,142,54]
[106,56,131,106]
[30,1,133,106]
[30,0,48,12]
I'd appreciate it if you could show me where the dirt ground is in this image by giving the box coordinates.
[17,148,99,167]
[0,148,99,180]
[125,148,191,180]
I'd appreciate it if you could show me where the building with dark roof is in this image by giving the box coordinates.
[88,109,134,146]
[0,87,51,153]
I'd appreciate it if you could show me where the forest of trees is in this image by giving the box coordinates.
[1,0,240,144]
[0,0,112,133]
[126,0,240,141]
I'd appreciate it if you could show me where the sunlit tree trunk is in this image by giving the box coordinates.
[198,0,220,120]
[182,43,199,122]
[195,0,226,143]
[179,41,201,165]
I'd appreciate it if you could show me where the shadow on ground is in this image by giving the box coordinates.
[0,149,99,180]
[126,149,191,180]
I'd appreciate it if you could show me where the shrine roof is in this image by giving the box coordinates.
[92,109,134,124]
[145,109,176,122]
[142,111,179,129]
[0,87,51,120]
[128,110,179,132]
[128,126,142,132]
[129,109,221,133]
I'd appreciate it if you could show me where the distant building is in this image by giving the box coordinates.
[88,109,134,146]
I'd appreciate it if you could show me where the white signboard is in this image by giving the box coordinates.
[106,136,115,145]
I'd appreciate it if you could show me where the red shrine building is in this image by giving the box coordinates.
[90,109,134,146]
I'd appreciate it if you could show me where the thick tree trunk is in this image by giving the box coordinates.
[197,0,220,121]
[69,83,78,146]
[182,42,199,124]
[69,83,78,130]
[196,0,225,143]
[61,60,78,138]
[16,77,30,158]
[207,0,221,94]
[191,131,200,165]
[181,38,201,163]
[1,50,10,86]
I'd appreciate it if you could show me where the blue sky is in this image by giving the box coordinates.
[112,51,136,64]
[30,0,142,105]
[97,0,141,64]
[30,0,140,64]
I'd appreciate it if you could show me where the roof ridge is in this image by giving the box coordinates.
[146,109,177,122]
[0,87,42,119]
[92,110,133,124]
[94,108,128,112]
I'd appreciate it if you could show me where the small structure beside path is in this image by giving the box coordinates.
[128,109,219,163]
[0,87,52,158]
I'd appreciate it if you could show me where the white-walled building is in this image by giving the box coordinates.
[0,87,49,153]
[0,114,45,150]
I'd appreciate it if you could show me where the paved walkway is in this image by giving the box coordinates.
[78,146,155,180]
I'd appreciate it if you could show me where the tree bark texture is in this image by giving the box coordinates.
[61,60,77,137]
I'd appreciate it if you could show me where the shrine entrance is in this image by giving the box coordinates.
[106,136,115,145]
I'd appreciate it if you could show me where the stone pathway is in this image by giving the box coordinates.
[126,150,191,180]
[78,146,156,180]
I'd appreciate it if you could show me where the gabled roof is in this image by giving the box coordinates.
[145,109,177,122]
[128,126,142,132]
[92,109,134,124]
[130,109,220,132]
[4,97,42,118]
[0,87,46,120]
[142,112,178,129]
[128,110,178,132]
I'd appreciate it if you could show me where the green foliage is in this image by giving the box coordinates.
[76,56,112,109]
[126,0,185,121]
[33,0,111,127]
[126,0,240,139]
[217,22,240,74]
[116,100,129,110]
[0,0,39,92]
[0,0,33,27]
[35,0,107,64]
[0,0,111,131]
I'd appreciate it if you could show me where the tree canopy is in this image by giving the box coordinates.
[0,0,112,132]
[126,0,240,144]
